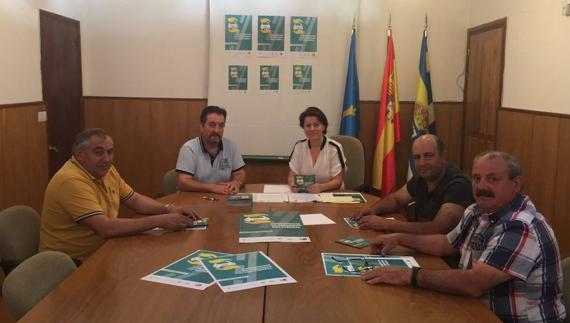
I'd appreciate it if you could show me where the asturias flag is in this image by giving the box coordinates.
[408,29,436,178]
[340,28,360,137]
[372,30,400,196]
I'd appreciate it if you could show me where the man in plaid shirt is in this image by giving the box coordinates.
[361,151,566,322]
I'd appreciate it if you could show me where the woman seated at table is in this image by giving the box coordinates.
[288,107,347,193]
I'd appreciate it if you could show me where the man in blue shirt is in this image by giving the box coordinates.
[176,106,246,195]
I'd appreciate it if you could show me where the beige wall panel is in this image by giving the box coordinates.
[0,104,48,212]
[1,108,32,207]
[554,118,570,258]
[25,105,49,212]
[496,110,534,191]
[527,115,559,221]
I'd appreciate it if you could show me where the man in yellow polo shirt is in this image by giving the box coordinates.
[40,128,199,263]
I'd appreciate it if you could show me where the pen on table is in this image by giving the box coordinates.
[201,196,219,201]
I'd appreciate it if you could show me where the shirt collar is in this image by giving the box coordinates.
[474,192,526,223]
[199,135,224,153]
[307,136,327,150]
[70,155,98,181]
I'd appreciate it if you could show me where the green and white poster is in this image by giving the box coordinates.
[260,65,279,92]
[292,65,312,90]
[225,14,252,52]
[200,251,296,292]
[228,65,248,91]
[239,211,310,243]
[290,16,318,56]
[141,250,230,290]
[257,15,285,56]
[321,253,419,277]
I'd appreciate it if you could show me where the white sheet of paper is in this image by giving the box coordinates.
[263,185,291,193]
[252,193,289,203]
[288,193,322,203]
[300,213,335,226]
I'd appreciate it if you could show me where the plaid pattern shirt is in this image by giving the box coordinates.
[447,193,566,322]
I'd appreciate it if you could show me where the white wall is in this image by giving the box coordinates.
[3,0,569,115]
[469,0,570,114]
[0,0,81,105]
[81,0,209,98]
[358,0,469,101]
[82,0,468,101]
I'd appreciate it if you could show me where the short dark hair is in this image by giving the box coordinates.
[299,107,328,134]
[412,134,445,155]
[200,106,227,125]
[474,151,522,179]
[73,128,109,153]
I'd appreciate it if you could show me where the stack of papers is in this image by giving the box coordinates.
[228,193,253,206]
[239,211,310,243]
[141,250,296,292]
[320,192,367,203]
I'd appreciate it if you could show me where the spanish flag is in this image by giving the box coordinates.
[372,29,400,196]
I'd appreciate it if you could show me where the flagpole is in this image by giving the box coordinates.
[424,13,428,37]
[388,13,392,37]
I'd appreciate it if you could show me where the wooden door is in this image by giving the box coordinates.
[461,18,506,173]
[40,10,83,177]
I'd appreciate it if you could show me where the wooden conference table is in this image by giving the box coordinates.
[21,185,499,322]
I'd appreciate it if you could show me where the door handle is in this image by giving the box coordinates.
[48,145,59,153]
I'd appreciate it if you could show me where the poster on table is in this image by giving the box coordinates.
[239,211,310,243]
[141,250,231,290]
[259,65,280,93]
[225,14,252,54]
[228,65,248,92]
[257,15,285,56]
[290,16,318,56]
[200,251,296,292]
[292,65,312,91]
[321,253,420,277]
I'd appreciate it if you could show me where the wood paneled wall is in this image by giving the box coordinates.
[83,98,464,194]
[0,103,49,213]
[360,101,464,188]
[82,98,569,257]
[496,108,570,257]
[83,97,207,198]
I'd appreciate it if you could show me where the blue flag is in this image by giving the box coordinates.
[408,29,436,178]
[340,28,360,137]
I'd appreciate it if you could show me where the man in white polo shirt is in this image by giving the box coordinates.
[176,106,246,195]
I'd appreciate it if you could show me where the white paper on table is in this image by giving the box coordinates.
[252,193,289,203]
[263,184,291,193]
[287,193,322,203]
[300,213,335,226]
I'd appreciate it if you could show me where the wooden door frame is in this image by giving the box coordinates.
[461,17,507,169]
[39,9,84,176]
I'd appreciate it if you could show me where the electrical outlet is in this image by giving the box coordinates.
[38,111,47,122]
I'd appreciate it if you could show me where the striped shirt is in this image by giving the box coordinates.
[447,194,566,322]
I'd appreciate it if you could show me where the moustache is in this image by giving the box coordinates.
[476,189,495,198]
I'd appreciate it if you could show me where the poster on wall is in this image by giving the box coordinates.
[257,15,285,56]
[260,65,280,93]
[225,14,253,53]
[292,65,312,91]
[228,65,248,92]
[290,16,318,56]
